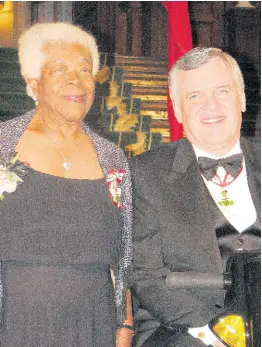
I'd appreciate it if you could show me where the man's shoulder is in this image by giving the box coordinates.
[241,136,261,148]
[130,139,184,172]
[241,137,261,164]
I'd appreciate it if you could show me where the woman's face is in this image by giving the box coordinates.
[32,42,95,123]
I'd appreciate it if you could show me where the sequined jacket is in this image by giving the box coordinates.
[0,110,133,326]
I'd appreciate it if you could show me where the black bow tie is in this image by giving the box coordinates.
[198,153,243,181]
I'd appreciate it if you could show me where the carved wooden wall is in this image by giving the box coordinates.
[72,1,168,59]
[72,1,261,63]
[29,1,262,68]
[187,1,261,140]
[20,1,262,141]
[72,1,261,140]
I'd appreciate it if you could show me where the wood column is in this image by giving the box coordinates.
[115,3,128,55]
[97,2,117,54]
[224,6,261,69]
[129,1,142,56]
[31,2,73,24]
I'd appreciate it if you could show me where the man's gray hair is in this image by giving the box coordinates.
[18,22,100,99]
[169,47,245,103]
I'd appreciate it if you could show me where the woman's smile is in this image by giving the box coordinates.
[63,95,87,103]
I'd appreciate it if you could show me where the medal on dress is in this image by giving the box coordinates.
[218,189,234,207]
[211,171,242,211]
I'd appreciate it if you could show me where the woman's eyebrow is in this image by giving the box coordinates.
[47,57,91,65]
[46,59,64,66]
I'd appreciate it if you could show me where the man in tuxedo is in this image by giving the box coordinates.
[131,47,260,347]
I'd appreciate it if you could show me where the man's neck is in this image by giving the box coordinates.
[192,142,242,159]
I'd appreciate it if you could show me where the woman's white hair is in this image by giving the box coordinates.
[18,22,100,99]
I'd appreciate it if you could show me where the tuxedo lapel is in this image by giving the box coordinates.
[169,140,218,222]
[165,140,223,273]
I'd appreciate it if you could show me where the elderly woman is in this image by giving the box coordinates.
[0,23,133,347]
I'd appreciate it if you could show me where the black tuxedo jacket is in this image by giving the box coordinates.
[130,138,261,330]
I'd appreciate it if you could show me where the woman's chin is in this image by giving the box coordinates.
[51,105,89,122]
[62,100,92,117]
[62,110,87,123]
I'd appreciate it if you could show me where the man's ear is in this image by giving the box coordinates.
[172,100,183,124]
[240,90,246,113]
[24,77,39,99]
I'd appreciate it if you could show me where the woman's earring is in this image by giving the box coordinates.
[35,96,39,106]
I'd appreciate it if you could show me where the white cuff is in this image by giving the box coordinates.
[188,325,218,346]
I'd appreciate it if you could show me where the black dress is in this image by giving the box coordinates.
[0,168,122,347]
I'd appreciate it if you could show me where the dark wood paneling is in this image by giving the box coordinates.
[149,2,167,59]
[97,2,117,54]
[72,2,98,35]
[72,1,167,59]
[224,5,261,140]
[225,7,261,70]
[189,1,227,48]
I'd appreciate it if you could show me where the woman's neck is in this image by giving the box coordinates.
[33,110,85,141]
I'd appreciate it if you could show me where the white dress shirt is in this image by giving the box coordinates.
[188,142,257,345]
[193,142,256,232]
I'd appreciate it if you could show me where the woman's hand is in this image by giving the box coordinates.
[213,339,227,347]
[116,289,133,347]
[116,327,133,347]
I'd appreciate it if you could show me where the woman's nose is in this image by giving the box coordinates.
[67,71,82,85]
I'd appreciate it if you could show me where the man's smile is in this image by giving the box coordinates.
[202,116,225,124]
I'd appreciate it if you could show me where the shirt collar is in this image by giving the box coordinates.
[193,142,242,160]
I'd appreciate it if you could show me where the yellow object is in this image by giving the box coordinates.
[0,2,14,47]
[212,315,247,347]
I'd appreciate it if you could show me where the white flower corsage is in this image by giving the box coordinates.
[0,152,29,201]
[106,168,125,208]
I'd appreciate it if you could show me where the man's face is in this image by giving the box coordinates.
[171,57,246,155]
